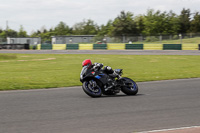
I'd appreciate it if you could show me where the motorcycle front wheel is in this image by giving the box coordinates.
[121,77,138,95]
[82,80,102,98]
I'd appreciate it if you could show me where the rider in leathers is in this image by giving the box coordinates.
[82,59,117,89]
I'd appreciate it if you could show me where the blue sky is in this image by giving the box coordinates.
[0,0,199,34]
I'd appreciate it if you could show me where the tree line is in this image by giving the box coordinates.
[0,8,200,42]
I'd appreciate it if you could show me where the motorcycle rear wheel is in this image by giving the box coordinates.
[82,80,102,98]
[121,77,138,95]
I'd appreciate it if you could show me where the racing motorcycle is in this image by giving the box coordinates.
[80,62,138,98]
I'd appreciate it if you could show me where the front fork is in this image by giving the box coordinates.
[89,80,97,88]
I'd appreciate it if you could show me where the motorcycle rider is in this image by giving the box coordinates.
[82,59,118,90]
[82,59,118,89]
[80,59,138,97]
[82,59,114,75]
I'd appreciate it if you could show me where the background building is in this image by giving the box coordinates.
[51,35,96,44]
[7,37,41,45]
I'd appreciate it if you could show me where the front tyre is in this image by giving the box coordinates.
[82,80,102,98]
[121,77,138,95]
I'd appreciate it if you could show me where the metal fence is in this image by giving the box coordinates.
[1,33,200,44]
[101,33,200,44]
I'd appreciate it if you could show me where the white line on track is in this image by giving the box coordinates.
[138,125,200,133]
[0,86,81,93]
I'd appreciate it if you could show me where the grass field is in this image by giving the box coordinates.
[0,54,200,90]
[132,37,200,44]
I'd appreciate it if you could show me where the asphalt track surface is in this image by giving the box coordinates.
[0,78,200,133]
[0,50,200,133]
[0,49,199,55]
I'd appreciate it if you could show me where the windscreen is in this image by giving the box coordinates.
[80,66,88,78]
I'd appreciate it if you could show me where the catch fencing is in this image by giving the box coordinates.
[102,33,200,44]
[51,33,200,44]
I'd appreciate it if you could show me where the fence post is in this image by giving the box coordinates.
[122,35,125,43]
[141,35,143,43]
[159,35,162,44]
[179,34,182,44]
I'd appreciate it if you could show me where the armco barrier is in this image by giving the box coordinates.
[125,44,143,50]
[37,44,41,50]
[163,44,182,50]
[66,44,79,50]
[107,43,125,50]
[52,44,66,50]
[93,44,107,49]
[182,44,198,50]
[79,44,93,50]
[37,43,199,50]
[144,44,163,50]
[41,44,52,50]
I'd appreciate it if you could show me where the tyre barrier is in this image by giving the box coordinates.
[36,44,199,50]
[93,44,107,50]
[41,44,52,50]
[125,44,143,50]
[0,44,30,50]
[163,44,182,50]
[66,44,79,50]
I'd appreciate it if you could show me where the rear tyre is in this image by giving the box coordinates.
[121,77,138,95]
[82,80,102,98]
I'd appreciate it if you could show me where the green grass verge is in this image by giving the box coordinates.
[132,37,200,44]
[0,54,17,60]
[0,53,200,90]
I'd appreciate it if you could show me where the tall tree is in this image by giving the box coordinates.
[0,28,3,34]
[165,11,180,34]
[190,12,200,33]
[54,21,72,35]
[135,15,145,34]
[142,9,169,35]
[73,19,99,35]
[179,8,191,33]
[0,29,18,38]
[18,25,28,37]
[112,11,138,36]
[97,20,113,36]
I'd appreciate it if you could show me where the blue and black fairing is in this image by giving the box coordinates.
[80,66,93,82]
[80,66,109,84]
[95,73,108,84]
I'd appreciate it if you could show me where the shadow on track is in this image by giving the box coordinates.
[99,93,144,98]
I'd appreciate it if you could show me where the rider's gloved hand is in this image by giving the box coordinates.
[93,63,103,70]
[106,66,112,70]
